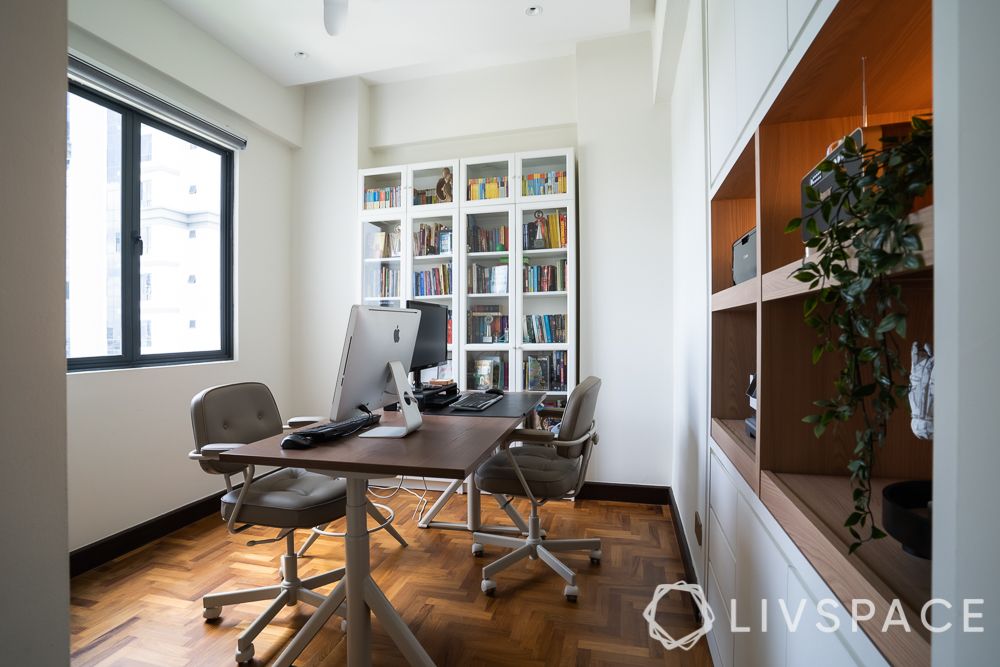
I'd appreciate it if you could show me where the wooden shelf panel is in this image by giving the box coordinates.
[760,471,930,666]
[712,277,758,312]
[762,206,934,302]
[711,418,757,492]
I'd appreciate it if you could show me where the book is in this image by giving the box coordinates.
[364,185,401,210]
[521,170,568,197]
[468,262,509,294]
[522,260,566,293]
[525,355,549,391]
[522,314,566,343]
[471,356,506,390]
[466,176,508,201]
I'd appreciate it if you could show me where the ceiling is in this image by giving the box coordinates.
[160,0,652,86]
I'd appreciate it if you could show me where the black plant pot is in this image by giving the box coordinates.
[882,480,932,559]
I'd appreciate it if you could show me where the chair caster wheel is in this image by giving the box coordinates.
[235,644,254,663]
[564,585,579,603]
[472,543,484,557]
[590,549,602,565]
[203,606,222,620]
[341,619,348,633]
[482,579,496,596]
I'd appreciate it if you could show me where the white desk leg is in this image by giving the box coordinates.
[417,478,463,528]
[345,477,372,667]
[365,578,435,666]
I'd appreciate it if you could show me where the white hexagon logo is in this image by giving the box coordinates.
[642,581,714,651]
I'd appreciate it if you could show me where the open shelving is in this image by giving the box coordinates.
[705,1,934,664]
[460,154,513,207]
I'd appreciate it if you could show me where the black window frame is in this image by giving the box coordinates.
[67,82,234,372]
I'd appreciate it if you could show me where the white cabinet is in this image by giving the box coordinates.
[785,570,859,667]
[706,0,737,180]
[734,494,789,667]
[734,0,788,130]
[786,0,817,47]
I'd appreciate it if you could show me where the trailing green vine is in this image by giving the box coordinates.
[784,117,932,554]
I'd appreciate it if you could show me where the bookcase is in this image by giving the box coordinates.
[706,1,933,664]
[359,148,577,404]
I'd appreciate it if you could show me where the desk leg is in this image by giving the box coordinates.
[365,577,435,666]
[466,476,481,531]
[417,478,463,528]
[346,477,372,667]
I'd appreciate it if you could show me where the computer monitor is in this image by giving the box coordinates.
[406,300,449,377]
[329,305,422,438]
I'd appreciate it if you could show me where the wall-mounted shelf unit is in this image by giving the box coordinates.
[705,1,933,665]
[360,149,578,403]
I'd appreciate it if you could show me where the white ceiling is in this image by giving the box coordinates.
[160,0,652,86]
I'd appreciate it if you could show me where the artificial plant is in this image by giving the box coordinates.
[784,116,933,553]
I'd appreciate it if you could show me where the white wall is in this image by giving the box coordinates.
[667,0,708,579]
[66,30,297,550]
[68,0,304,147]
[575,32,673,485]
[368,57,577,149]
[289,77,369,415]
[932,0,1000,661]
[0,0,70,662]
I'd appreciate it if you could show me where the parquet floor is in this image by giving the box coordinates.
[71,489,712,666]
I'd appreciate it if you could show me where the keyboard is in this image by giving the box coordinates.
[289,413,381,443]
[451,392,503,411]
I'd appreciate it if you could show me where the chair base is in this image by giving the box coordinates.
[472,511,600,602]
[204,533,346,664]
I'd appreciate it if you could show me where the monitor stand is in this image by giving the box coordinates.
[359,360,422,438]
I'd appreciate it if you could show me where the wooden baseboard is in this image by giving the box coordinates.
[70,490,223,578]
[576,482,671,505]
[668,486,702,623]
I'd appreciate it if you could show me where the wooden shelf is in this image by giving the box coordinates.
[761,471,930,666]
[711,276,758,311]
[710,418,757,491]
[762,206,934,302]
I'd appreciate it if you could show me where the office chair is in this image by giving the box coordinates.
[471,376,602,601]
[188,382,402,663]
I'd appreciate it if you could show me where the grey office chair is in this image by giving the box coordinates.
[188,382,402,664]
[471,376,602,601]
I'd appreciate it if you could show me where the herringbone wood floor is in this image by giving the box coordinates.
[71,490,712,666]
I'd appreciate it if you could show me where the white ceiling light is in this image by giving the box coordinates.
[525,6,543,16]
[324,0,349,36]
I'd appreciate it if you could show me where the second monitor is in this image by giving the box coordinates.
[406,300,449,390]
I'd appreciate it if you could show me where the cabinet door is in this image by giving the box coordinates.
[706,0,737,180]
[734,0,788,129]
[734,495,788,666]
[785,570,860,666]
[786,0,816,47]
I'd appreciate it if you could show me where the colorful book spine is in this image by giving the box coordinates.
[522,260,566,293]
[521,170,568,197]
[522,314,566,343]
[466,176,509,201]
[412,264,451,296]
[364,185,401,210]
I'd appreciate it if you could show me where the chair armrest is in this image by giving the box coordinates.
[507,428,556,445]
[189,442,245,461]
[538,407,565,418]
[286,416,324,429]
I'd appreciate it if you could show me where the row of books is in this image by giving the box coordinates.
[470,356,508,391]
[468,223,508,253]
[468,305,509,344]
[522,211,568,250]
[368,266,399,298]
[412,265,452,297]
[368,225,401,259]
[524,351,568,392]
[522,314,567,344]
[412,188,449,206]
[364,185,401,210]
[414,223,452,257]
[468,263,508,295]
[467,176,508,201]
[523,260,566,292]
[521,170,568,197]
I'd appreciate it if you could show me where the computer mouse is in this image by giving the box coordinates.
[485,387,504,396]
[281,433,314,450]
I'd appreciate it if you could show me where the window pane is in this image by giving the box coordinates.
[139,124,222,355]
[66,92,122,358]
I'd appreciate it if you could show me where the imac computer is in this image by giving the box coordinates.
[405,300,449,390]
[330,305,422,438]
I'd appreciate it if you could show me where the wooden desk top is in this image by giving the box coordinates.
[219,413,521,479]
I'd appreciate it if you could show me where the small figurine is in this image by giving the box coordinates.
[436,167,453,203]
[533,210,546,248]
[909,342,934,440]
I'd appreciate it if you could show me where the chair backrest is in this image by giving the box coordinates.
[556,376,601,460]
[190,382,283,475]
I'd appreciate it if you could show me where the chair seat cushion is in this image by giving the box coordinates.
[222,468,347,528]
[475,445,579,499]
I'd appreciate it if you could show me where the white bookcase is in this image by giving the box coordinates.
[359,148,577,405]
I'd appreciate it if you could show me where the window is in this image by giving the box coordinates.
[66,84,233,370]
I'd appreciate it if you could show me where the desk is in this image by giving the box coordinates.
[219,412,523,667]
[417,392,545,535]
